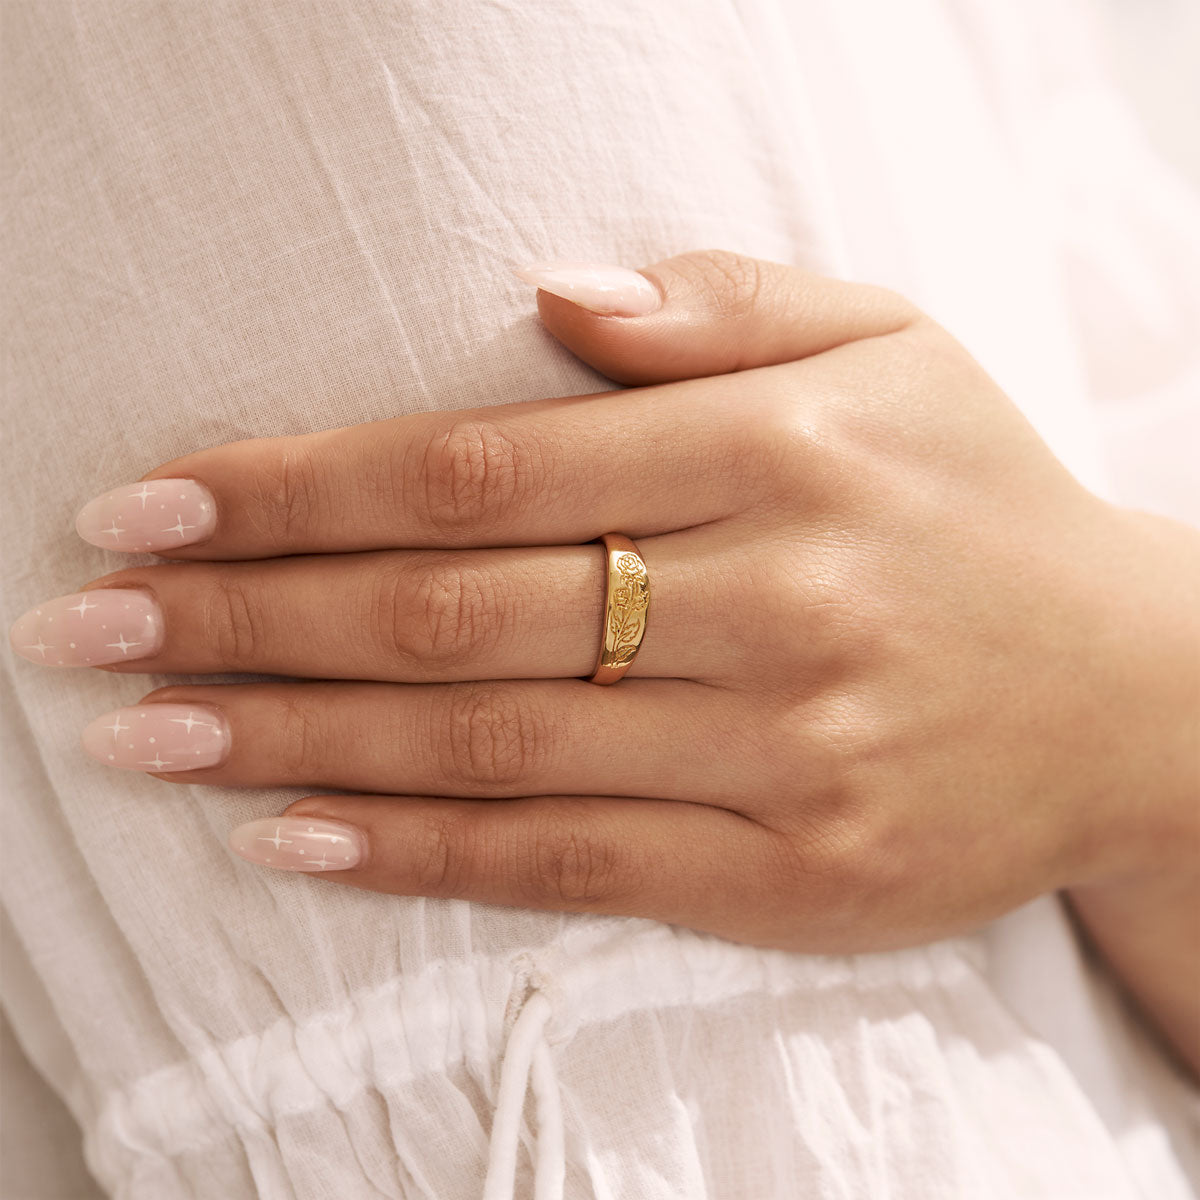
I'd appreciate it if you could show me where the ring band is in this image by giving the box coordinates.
[587,532,651,685]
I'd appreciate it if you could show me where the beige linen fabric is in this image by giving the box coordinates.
[2,2,1198,1197]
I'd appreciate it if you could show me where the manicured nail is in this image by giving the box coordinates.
[82,704,229,773]
[9,589,163,667]
[75,478,216,553]
[228,818,366,872]
[514,262,662,316]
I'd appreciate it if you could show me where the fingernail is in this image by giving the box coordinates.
[9,589,163,667]
[513,262,662,316]
[75,479,217,553]
[82,704,230,772]
[228,817,366,872]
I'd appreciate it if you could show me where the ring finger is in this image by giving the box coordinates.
[12,526,741,682]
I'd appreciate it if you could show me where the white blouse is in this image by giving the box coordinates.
[2,1,1198,1197]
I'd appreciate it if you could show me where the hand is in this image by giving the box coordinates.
[11,250,1198,955]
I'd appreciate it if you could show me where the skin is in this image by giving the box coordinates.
[28,251,1200,1075]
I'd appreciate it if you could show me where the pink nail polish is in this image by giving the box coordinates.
[9,589,163,667]
[75,479,216,553]
[228,818,365,872]
[513,262,662,316]
[82,704,229,772]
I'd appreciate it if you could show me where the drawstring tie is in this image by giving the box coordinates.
[482,990,565,1200]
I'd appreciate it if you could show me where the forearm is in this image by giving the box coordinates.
[1066,870,1200,1079]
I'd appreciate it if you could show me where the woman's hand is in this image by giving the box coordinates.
[11,251,1199,965]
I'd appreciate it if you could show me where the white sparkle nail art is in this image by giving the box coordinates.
[75,479,217,552]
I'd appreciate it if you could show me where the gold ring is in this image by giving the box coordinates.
[587,532,650,685]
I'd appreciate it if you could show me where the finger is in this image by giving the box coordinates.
[227,792,792,943]
[81,678,759,808]
[74,369,782,560]
[515,248,921,385]
[76,250,917,563]
[16,528,745,681]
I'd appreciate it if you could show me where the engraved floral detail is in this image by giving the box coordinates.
[605,552,650,667]
[615,553,644,580]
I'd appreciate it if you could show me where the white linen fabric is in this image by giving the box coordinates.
[2,1,1198,1197]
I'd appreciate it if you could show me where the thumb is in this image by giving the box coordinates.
[514,249,920,386]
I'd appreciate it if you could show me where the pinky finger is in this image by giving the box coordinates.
[228,793,788,941]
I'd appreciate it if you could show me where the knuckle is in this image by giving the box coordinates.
[204,577,267,662]
[437,684,550,792]
[756,383,837,460]
[669,249,765,320]
[253,447,325,548]
[385,559,503,672]
[408,419,531,541]
[768,712,900,897]
[275,694,325,779]
[806,813,905,923]
[740,393,816,478]
[406,809,481,899]
[755,814,882,937]
[792,809,875,886]
[767,784,871,878]
[527,813,630,907]
[739,391,857,512]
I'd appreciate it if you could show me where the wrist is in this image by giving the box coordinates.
[1065,865,1200,1079]
[1071,506,1200,889]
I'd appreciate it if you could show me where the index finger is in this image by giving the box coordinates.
[73,376,784,560]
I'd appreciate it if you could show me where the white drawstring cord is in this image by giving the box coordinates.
[529,1037,565,1200]
[482,990,565,1200]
